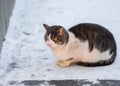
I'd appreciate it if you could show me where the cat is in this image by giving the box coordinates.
[43,23,117,67]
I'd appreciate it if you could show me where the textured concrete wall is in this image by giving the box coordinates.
[0,0,15,53]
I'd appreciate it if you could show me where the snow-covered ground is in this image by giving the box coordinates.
[0,0,120,85]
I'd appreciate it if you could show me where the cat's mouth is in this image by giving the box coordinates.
[47,44,52,47]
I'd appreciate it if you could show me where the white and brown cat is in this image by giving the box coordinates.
[43,23,117,67]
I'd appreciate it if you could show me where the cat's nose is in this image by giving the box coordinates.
[48,44,51,47]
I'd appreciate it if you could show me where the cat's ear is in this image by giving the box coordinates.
[58,28,64,35]
[43,24,50,31]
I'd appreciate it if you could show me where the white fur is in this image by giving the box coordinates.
[46,32,112,63]
[46,34,56,48]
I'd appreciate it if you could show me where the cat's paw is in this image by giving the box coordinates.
[57,60,70,67]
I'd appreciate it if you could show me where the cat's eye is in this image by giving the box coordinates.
[57,36,62,40]
[58,37,64,42]
[53,38,58,42]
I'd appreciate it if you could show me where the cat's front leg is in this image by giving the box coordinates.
[56,58,73,67]
[57,60,71,67]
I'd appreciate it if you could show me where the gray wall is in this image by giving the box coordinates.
[0,0,15,53]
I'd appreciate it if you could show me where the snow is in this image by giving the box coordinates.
[0,0,120,85]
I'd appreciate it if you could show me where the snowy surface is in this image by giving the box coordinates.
[0,0,120,85]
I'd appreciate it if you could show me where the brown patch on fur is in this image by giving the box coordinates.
[53,38,58,42]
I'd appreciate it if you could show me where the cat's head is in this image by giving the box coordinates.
[43,24,69,49]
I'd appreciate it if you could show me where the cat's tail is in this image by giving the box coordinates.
[75,51,116,67]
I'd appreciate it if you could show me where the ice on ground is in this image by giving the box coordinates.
[0,0,120,84]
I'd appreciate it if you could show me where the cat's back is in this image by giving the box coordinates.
[68,23,116,66]
[68,23,112,36]
[68,23,116,55]
[68,23,115,42]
